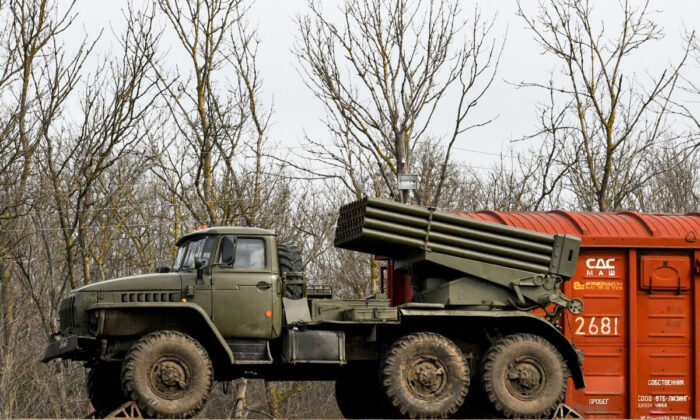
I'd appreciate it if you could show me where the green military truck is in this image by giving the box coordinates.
[42,198,585,418]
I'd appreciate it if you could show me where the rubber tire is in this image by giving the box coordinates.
[88,362,128,418]
[335,365,389,419]
[481,333,568,419]
[121,330,213,418]
[278,243,303,274]
[381,332,470,418]
[279,243,305,299]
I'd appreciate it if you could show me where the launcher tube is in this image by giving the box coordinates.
[368,198,554,244]
[360,228,550,273]
[363,217,551,264]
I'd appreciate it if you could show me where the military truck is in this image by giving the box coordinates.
[42,198,585,419]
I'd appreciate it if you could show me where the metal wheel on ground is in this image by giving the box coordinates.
[481,333,568,419]
[121,330,213,418]
[381,332,469,418]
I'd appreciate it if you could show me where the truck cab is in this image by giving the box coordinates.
[171,227,284,340]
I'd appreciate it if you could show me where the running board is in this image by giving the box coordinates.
[227,339,273,364]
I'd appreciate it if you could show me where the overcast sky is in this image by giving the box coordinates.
[68,1,700,172]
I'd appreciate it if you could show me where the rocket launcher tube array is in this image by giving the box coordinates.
[362,217,552,265]
[364,207,554,254]
[335,198,579,277]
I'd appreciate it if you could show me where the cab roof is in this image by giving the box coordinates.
[176,226,275,245]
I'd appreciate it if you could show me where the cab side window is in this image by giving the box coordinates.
[233,238,266,269]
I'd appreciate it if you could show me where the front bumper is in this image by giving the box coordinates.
[41,334,97,363]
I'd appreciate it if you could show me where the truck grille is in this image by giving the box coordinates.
[120,292,179,303]
[59,295,76,331]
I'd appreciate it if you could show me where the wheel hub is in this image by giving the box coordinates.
[158,361,186,387]
[406,355,447,399]
[505,357,546,400]
[149,357,190,400]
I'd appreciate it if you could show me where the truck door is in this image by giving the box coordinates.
[175,235,214,316]
[210,236,275,339]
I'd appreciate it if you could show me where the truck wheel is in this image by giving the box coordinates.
[88,362,128,417]
[381,332,469,418]
[481,333,568,419]
[121,330,213,418]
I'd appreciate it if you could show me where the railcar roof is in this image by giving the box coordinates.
[457,210,700,248]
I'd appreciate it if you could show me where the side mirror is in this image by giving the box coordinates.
[194,257,207,269]
[221,236,235,265]
[155,266,171,273]
[194,257,208,283]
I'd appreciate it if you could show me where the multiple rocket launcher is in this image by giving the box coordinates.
[334,198,582,310]
[334,197,580,278]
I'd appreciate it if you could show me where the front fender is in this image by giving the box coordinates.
[89,302,234,365]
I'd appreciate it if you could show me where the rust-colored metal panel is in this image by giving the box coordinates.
[640,256,691,291]
[387,268,412,306]
[635,345,692,417]
[564,249,628,418]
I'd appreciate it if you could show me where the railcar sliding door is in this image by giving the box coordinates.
[633,252,693,419]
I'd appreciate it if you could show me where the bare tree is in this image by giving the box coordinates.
[295,0,502,204]
[517,0,694,211]
[672,32,700,148]
[628,146,700,213]
[150,0,290,231]
[0,0,126,415]
[0,0,92,412]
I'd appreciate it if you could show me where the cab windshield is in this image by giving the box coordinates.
[173,236,215,271]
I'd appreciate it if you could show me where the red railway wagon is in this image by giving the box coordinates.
[387,210,700,419]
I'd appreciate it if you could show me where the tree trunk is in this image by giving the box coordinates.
[233,378,248,419]
[264,381,282,419]
[0,269,16,415]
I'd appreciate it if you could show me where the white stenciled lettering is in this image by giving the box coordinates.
[648,379,686,386]
[586,258,616,270]
[574,316,619,336]
[589,398,609,405]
